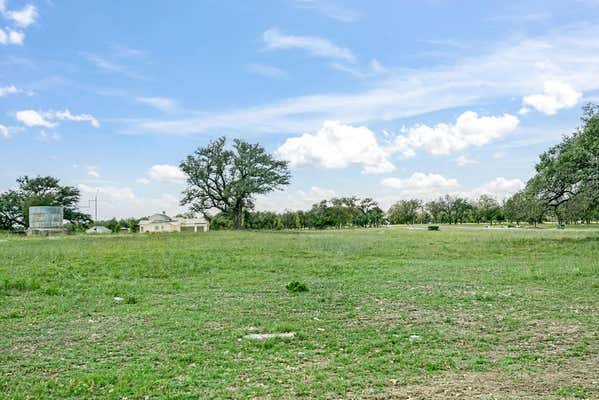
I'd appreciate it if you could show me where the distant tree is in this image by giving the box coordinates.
[180,137,291,229]
[425,199,445,223]
[504,191,528,225]
[388,199,421,224]
[0,175,91,231]
[359,198,384,227]
[449,197,472,224]
[294,213,302,229]
[476,195,501,225]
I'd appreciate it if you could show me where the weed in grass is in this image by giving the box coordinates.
[286,280,309,293]
[556,385,590,399]
[125,295,138,304]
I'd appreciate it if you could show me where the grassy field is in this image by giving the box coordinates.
[1,228,598,399]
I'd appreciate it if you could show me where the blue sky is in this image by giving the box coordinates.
[1,0,599,218]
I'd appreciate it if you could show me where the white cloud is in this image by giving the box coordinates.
[82,52,144,79]
[85,166,100,178]
[0,124,9,138]
[331,59,387,79]
[246,63,288,79]
[263,28,355,62]
[78,184,184,219]
[422,38,468,49]
[276,121,395,174]
[0,28,24,45]
[79,184,135,201]
[15,110,57,128]
[382,172,460,197]
[255,186,337,212]
[455,155,479,166]
[48,109,100,128]
[37,130,60,142]
[147,164,187,183]
[16,109,100,129]
[136,177,151,185]
[0,85,18,96]
[522,80,582,115]
[137,96,177,112]
[292,0,360,22]
[128,25,599,136]
[465,177,525,200]
[393,111,519,155]
[6,4,37,28]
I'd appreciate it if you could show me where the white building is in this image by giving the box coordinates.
[139,213,209,233]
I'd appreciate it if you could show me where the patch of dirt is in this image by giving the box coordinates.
[365,357,598,400]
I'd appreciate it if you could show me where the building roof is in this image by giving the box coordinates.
[86,226,112,234]
[148,213,173,222]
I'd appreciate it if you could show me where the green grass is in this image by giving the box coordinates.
[1,228,598,399]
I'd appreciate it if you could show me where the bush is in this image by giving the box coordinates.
[428,225,440,231]
[286,281,308,293]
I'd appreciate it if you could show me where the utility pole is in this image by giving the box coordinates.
[88,191,98,223]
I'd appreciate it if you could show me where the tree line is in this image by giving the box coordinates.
[1,104,597,232]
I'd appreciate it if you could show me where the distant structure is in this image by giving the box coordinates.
[27,206,66,236]
[139,212,209,233]
[86,226,112,234]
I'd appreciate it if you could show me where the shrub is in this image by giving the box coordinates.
[428,225,440,231]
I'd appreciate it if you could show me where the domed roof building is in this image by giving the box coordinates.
[148,213,173,223]
[139,212,209,233]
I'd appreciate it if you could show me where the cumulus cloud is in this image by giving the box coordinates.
[393,111,519,155]
[255,186,337,212]
[263,28,355,62]
[147,164,187,183]
[0,28,24,45]
[79,184,135,201]
[380,174,524,204]
[469,177,525,199]
[16,110,57,128]
[0,85,18,96]
[521,80,582,115]
[382,172,459,197]
[276,121,395,174]
[5,4,37,27]
[137,96,177,112]
[78,184,184,219]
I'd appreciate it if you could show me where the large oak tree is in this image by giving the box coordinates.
[180,137,291,229]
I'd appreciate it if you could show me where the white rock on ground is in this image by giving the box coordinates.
[243,332,295,340]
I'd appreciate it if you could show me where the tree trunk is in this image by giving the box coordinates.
[233,201,243,229]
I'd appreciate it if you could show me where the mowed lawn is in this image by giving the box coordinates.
[1,228,598,399]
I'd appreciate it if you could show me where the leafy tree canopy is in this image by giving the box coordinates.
[0,176,91,231]
[180,137,291,229]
